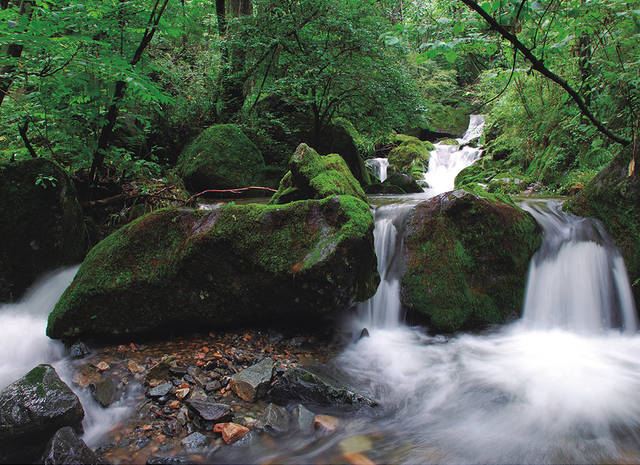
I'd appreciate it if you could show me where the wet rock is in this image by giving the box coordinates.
[339,435,373,454]
[169,366,187,377]
[175,387,190,400]
[205,380,222,393]
[181,432,207,450]
[359,328,369,339]
[145,357,175,383]
[267,366,378,410]
[95,361,110,372]
[147,456,193,465]
[40,426,101,465]
[213,422,249,445]
[291,404,315,434]
[186,399,232,422]
[262,403,290,436]
[229,358,274,402]
[342,451,376,465]
[69,342,90,359]
[91,376,119,408]
[0,365,84,463]
[313,414,340,435]
[229,430,257,448]
[148,382,173,398]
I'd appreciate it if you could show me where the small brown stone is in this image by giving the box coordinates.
[128,360,143,373]
[95,361,110,372]
[167,400,180,409]
[175,387,190,400]
[313,414,340,435]
[214,422,249,444]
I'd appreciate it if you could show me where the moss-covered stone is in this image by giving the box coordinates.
[565,149,640,304]
[401,190,541,332]
[177,124,266,193]
[364,169,423,194]
[47,195,379,340]
[270,144,368,204]
[0,159,87,301]
[455,156,532,196]
[387,135,434,181]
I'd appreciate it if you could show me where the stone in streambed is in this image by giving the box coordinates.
[148,382,173,398]
[69,341,90,359]
[40,426,101,465]
[91,375,118,407]
[313,414,340,435]
[401,190,541,332]
[262,403,290,436]
[0,364,84,463]
[181,431,207,451]
[47,195,378,340]
[292,404,315,434]
[186,399,232,422]
[213,422,249,445]
[229,358,274,402]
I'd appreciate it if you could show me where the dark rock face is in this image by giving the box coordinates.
[91,376,119,408]
[270,144,368,205]
[185,399,232,422]
[267,366,378,411]
[401,190,541,332]
[0,159,87,301]
[47,196,378,340]
[566,149,640,305]
[0,365,84,463]
[177,124,266,193]
[229,358,274,402]
[40,427,101,465]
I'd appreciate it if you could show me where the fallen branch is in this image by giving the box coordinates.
[187,186,277,203]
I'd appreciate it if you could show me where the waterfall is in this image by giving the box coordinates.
[519,199,637,333]
[365,157,389,182]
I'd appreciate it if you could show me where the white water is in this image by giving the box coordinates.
[0,267,135,448]
[366,157,390,182]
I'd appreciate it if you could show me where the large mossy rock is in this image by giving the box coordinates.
[388,135,434,181]
[270,144,367,205]
[565,149,640,304]
[0,365,84,463]
[364,170,423,195]
[177,124,266,193]
[0,159,87,301]
[47,196,379,340]
[401,190,541,332]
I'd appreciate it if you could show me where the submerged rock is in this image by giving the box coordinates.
[181,431,207,451]
[267,366,378,410]
[0,364,84,463]
[47,195,378,340]
[0,158,87,301]
[91,375,119,407]
[262,403,291,436]
[401,190,541,332]
[40,426,101,465]
[229,358,274,402]
[270,144,368,205]
[291,404,315,434]
[177,124,266,193]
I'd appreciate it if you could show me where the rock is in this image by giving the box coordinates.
[313,414,340,435]
[270,144,368,205]
[128,360,143,373]
[267,366,378,410]
[147,456,193,465]
[365,170,423,194]
[205,380,221,393]
[91,376,118,408]
[359,328,369,339]
[339,435,373,454]
[229,358,274,402]
[213,422,249,445]
[177,124,266,193]
[47,196,378,340]
[0,365,84,463]
[95,361,110,372]
[291,404,315,434]
[388,135,433,181]
[40,426,101,465]
[148,382,173,398]
[145,356,174,383]
[262,403,290,436]
[401,190,541,332]
[181,431,207,450]
[565,148,640,304]
[175,387,190,400]
[186,399,232,422]
[342,452,376,465]
[68,342,90,359]
[0,158,87,301]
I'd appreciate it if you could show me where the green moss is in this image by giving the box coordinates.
[387,137,433,181]
[23,365,47,386]
[439,138,458,145]
[177,124,265,193]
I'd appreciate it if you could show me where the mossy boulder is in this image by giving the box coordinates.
[47,195,379,340]
[364,169,423,194]
[0,158,87,301]
[388,135,434,181]
[565,149,640,304]
[401,190,541,332]
[177,124,266,193]
[270,144,367,205]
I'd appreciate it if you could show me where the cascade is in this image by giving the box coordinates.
[365,157,389,182]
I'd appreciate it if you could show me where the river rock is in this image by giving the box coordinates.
[148,382,173,398]
[229,358,274,402]
[47,195,378,340]
[40,426,101,465]
[0,158,87,301]
[214,422,249,444]
[181,431,207,451]
[69,342,90,359]
[0,364,84,463]
[177,124,266,193]
[401,190,541,332]
[270,143,368,205]
[313,414,340,435]
[262,403,290,436]
[91,375,118,407]
[292,404,315,434]
[267,366,378,410]
[186,399,232,422]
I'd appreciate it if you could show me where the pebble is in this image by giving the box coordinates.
[148,382,173,398]
[313,414,340,435]
[96,361,110,371]
[186,399,232,422]
[181,431,207,450]
[213,422,249,445]
[69,341,90,359]
[175,387,190,400]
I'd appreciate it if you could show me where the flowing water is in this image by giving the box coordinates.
[366,158,390,182]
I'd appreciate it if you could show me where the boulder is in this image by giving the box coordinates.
[185,399,232,422]
[364,170,423,195]
[47,195,378,340]
[40,426,101,465]
[0,365,84,463]
[387,135,433,181]
[401,190,541,332]
[229,358,274,402]
[291,404,315,434]
[267,366,378,411]
[177,124,266,193]
[91,376,119,408]
[0,158,87,301]
[565,149,640,304]
[270,144,368,205]
[262,403,290,436]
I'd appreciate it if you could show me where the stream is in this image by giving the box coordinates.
[1,115,639,464]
